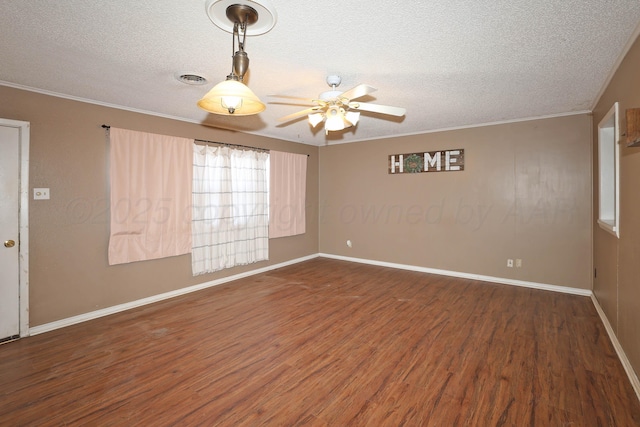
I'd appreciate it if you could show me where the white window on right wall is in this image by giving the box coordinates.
[598,102,620,238]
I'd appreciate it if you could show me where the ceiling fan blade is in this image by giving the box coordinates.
[339,84,377,101]
[269,101,316,107]
[278,107,322,122]
[269,95,316,103]
[348,102,406,117]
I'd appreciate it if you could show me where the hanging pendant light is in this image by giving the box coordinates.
[198,3,269,116]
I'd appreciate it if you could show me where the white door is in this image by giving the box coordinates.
[0,124,21,341]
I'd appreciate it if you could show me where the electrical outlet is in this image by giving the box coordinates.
[33,188,50,200]
[516,259,522,268]
[346,240,353,248]
[507,259,514,268]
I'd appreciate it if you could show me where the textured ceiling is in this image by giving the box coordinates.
[1,1,640,146]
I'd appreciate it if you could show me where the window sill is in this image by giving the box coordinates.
[598,219,619,238]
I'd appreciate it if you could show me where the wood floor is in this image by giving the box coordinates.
[1,258,639,426]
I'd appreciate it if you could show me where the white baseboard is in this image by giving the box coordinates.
[590,294,640,402]
[28,253,592,336]
[319,253,593,296]
[29,254,319,336]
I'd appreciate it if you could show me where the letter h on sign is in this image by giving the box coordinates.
[389,154,404,174]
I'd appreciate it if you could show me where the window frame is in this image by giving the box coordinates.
[597,102,620,238]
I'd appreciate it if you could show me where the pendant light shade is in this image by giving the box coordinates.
[198,78,265,115]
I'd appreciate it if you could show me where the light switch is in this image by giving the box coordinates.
[34,188,50,200]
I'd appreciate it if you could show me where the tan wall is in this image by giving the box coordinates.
[592,33,640,378]
[0,84,598,336]
[0,85,319,326]
[319,114,592,289]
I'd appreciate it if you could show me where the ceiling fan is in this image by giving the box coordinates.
[271,75,406,135]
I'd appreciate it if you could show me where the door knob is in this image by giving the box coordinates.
[4,240,15,248]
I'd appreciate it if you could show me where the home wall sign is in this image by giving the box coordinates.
[389,149,464,174]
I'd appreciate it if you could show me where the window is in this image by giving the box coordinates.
[191,145,270,275]
[597,102,620,237]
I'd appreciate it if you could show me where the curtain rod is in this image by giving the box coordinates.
[102,124,289,155]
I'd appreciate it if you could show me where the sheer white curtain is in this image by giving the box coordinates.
[192,145,269,275]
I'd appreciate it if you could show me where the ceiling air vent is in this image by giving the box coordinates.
[177,74,208,86]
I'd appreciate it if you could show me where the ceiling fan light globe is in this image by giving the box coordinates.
[198,79,265,115]
[345,111,360,126]
[325,115,346,132]
[308,113,324,127]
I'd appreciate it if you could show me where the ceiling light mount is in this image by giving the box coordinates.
[225,4,258,27]
[205,0,277,36]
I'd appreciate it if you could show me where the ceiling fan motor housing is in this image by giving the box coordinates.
[321,75,344,100]
[319,90,343,101]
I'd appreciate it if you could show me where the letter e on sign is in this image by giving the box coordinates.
[446,150,461,171]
